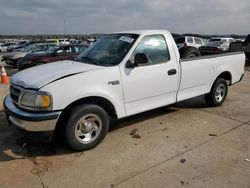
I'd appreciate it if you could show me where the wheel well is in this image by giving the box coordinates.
[53,96,117,139]
[217,71,232,85]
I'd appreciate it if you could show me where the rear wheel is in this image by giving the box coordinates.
[65,104,109,151]
[205,78,228,106]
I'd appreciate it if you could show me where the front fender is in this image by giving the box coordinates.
[41,66,126,118]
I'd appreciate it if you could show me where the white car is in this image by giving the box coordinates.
[0,43,8,52]
[209,37,235,42]
[4,30,245,151]
[175,36,206,49]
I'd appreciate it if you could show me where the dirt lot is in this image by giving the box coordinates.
[0,67,250,188]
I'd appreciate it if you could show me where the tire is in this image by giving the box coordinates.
[179,46,201,59]
[205,78,228,106]
[65,104,109,151]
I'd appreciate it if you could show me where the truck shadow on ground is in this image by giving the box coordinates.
[0,96,209,162]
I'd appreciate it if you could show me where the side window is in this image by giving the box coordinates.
[33,45,45,52]
[57,46,73,54]
[64,46,73,53]
[132,35,170,65]
[194,38,202,45]
[39,45,48,51]
[74,46,80,52]
[187,37,194,43]
[48,45,56,50]
[56,48,64,54]
[74,46,87,53]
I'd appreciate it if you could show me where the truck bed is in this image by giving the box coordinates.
[177,52,245,102]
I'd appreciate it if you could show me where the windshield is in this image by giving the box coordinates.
[23,44,39,52]
[77,34,139,66]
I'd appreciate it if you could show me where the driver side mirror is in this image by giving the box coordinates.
[125,53,148,68]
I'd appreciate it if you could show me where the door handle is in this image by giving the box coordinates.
[168,69,177,75]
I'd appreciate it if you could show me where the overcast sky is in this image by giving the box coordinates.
[0,0,249,35]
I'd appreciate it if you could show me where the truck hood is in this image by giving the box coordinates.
[11,60,101,89]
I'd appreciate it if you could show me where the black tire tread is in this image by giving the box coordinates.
[65,104,109,151]
[205,78,228,106]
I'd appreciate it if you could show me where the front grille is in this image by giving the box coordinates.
[10,85,21,103]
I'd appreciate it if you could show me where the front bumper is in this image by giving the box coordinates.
[4,95,61,141]
[3,57,19,67]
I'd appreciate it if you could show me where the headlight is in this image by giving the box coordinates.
[20,91,52,110]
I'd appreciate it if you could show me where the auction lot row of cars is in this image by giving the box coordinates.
[1,34,249,73]
[174,35,249,57]
[1,42,88,70]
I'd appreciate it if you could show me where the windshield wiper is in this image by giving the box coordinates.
[79,56,100,65]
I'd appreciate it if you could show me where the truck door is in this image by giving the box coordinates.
[120,35,179,116]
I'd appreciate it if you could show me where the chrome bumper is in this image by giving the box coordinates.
[4,95,61,132]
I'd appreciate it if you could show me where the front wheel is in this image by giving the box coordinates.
[65,104,109,151]
[205,78,228,106]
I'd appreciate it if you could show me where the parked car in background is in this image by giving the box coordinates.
[10,41,53,52]
[7,43,19,52]
[46,39,60,44]
[199,41,231,55]
[209,37,235,42]
[18,44,88,70]
[84,39,97,47]
[175,36,206,49]
[9,41,35,52]
[58,38,70,44]
[230,34,250,62]
[0,42,18,52]
[0,43,8,52]
[2,43,57,67]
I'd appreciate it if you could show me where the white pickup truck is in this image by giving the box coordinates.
[4,30,245,151]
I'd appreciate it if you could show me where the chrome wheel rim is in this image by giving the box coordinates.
[74,114,102,144]
[215,83,226,102]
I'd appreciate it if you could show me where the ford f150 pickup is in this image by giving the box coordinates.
[4,30,245,151]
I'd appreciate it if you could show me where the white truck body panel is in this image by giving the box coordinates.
[178,53,245,101]
[42,66,126,118]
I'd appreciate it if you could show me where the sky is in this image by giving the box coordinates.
[0,0,249,35]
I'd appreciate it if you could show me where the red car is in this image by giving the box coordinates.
[17,44,88,70]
